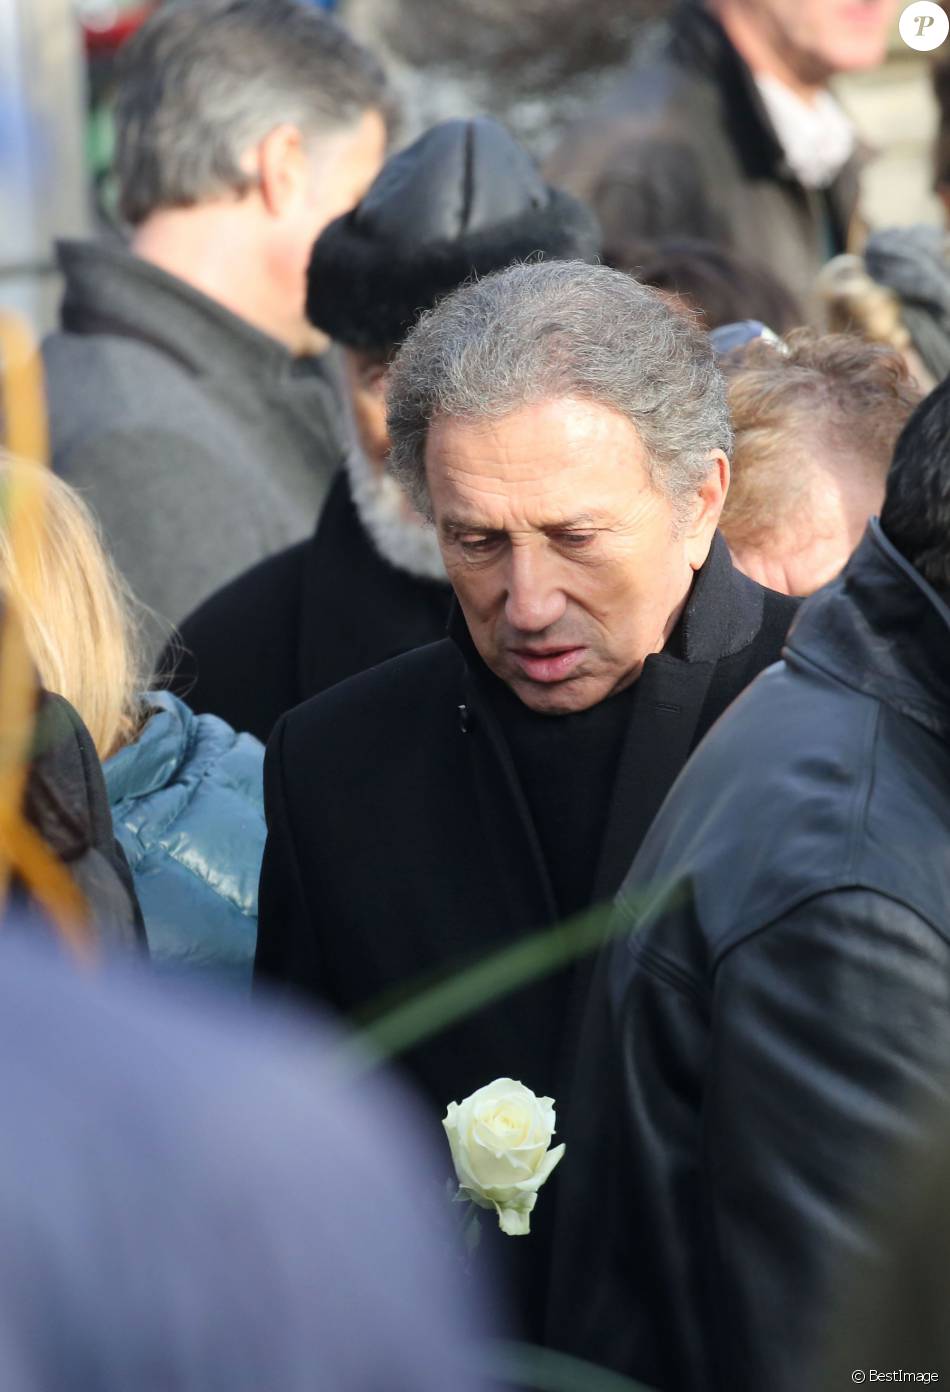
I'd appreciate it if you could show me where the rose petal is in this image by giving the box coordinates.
[472,1106,532,1150]
[507,1142,566,1195]
[467,1137,540,1187]
[495,1192,537,1237]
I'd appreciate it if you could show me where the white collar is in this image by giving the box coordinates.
[755,74,856,189]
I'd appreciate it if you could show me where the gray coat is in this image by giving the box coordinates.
[43,240,346,652]
[546,1,863,317]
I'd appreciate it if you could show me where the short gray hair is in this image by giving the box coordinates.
[115,0,392,226]
[387,259,733,520]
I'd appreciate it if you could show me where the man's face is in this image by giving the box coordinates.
[253,109,387,350]
[428,399,725,714]
[303,109,388,247]
[735,0,897,79]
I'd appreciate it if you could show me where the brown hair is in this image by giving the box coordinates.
[722,330,922,551]
[817,255,911,352]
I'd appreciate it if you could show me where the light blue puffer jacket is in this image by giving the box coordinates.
[105,691,264,987]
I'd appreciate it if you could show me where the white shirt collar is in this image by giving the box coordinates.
[754,74,856,189]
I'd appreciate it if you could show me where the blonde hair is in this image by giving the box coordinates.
[0,453,149,760]
[818,254,911,352]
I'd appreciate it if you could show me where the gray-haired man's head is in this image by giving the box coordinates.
[115,0,393,226]
[386,260,733,714]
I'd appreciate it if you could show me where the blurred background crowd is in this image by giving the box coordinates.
[4,1,950,1390]
[5,0,950,332]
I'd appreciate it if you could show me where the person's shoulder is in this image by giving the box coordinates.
[152,693,264,803]
[627,658,898,952]
[179,541,309,642]
[43,331,243,466]
[188,720,265,809]
[732,568,801,653]
[278,639,461,744]
[692,646,868,784]
[115,698,264,913]
[44,329,191,415]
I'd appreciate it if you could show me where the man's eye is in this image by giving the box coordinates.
[457,535,502,555]
[556,531,596,549]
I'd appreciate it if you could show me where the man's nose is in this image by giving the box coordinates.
[504,544,568,634]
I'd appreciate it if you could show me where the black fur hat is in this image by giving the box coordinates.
[307,117,602,351]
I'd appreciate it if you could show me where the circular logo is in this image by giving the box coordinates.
[851,1374,866,1386]
[900,1,950,50]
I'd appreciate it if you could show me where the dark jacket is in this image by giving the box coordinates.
[255,533,796,1335]
[545,1,862,315]
[170,470,452,742]
[105,691,264,986]
[547,521,950,1391]
[24,691,144,950]
[43,240,345,655]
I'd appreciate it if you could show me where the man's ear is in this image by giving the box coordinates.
[685,450,730,571]
[255,124,309,218]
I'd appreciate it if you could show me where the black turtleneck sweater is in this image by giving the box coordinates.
[480,666,645,920]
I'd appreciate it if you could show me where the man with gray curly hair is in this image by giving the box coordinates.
[255,260,796,1336]
[44,0,391,648]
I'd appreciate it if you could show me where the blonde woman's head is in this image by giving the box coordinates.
[819,254,911,351]
[819,254,939,394]
[0,453,149,759]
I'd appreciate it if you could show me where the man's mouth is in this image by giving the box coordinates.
[509,646,586,683]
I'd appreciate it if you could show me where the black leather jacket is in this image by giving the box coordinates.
[548,521,950,1390]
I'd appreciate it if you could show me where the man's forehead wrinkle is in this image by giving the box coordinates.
[441,507,605,533]
[440,470,593,502]
[435,434,605,470]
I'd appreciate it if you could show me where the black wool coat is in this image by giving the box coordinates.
[255,534,796,1336]
[169,471,452,742]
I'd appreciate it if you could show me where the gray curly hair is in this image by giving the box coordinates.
[386,259,733,523]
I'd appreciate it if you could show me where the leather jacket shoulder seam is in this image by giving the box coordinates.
[628,940,706,1006]
[712,886,948,973]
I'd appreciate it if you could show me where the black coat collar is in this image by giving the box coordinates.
[56,237,319,384]
[446,531,765,900]
[667,1,788,181]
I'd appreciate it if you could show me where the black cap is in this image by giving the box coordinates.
[307,116,602,350]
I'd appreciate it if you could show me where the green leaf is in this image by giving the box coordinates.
[481,1339,657,1392]
[334,880,683,1075]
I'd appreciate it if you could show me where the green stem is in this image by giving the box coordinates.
[481,1338,657,1392]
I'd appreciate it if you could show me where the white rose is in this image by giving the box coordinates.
[442,1078,566,1237]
